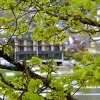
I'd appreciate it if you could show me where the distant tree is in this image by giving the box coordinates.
[73,51,88,62]
[64,50,71,60]
[0,0,100,100]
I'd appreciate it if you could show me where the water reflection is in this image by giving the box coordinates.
[32,66,100,100]
[74,87,100,100]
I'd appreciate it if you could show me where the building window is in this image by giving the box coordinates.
[38,46,42,51]
[18,54,34,60]
[41,54,54,59]
[18,46,24,51]
[38,54,45,59]
[91,42,95,47]
[45,46,51,51]
[38,41,42,45]
[27,40,33,45]
[27,46,33,51]
[18,54,24,60]
[54,53,62,59]
[25,54,33,60]
[19,40,23,45]
[54,45,59,51]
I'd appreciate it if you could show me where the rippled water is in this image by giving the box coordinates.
[33,67,100,100]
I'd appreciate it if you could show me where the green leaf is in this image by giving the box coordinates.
[23,92,44,100]
[28,79,43,93]
[29,57,42,66]
[95,0,100,4]
[11,77,25,88]
[59,6,68,14]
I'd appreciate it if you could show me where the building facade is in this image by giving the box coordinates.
[15,32,64,65]
[86,37,100,54]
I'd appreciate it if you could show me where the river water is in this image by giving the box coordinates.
[74,87,100,100]
[34,67,100,100]
[2,67,100,100]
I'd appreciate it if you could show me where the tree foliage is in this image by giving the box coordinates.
[73,51,88,62]
[0,0,100,100]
